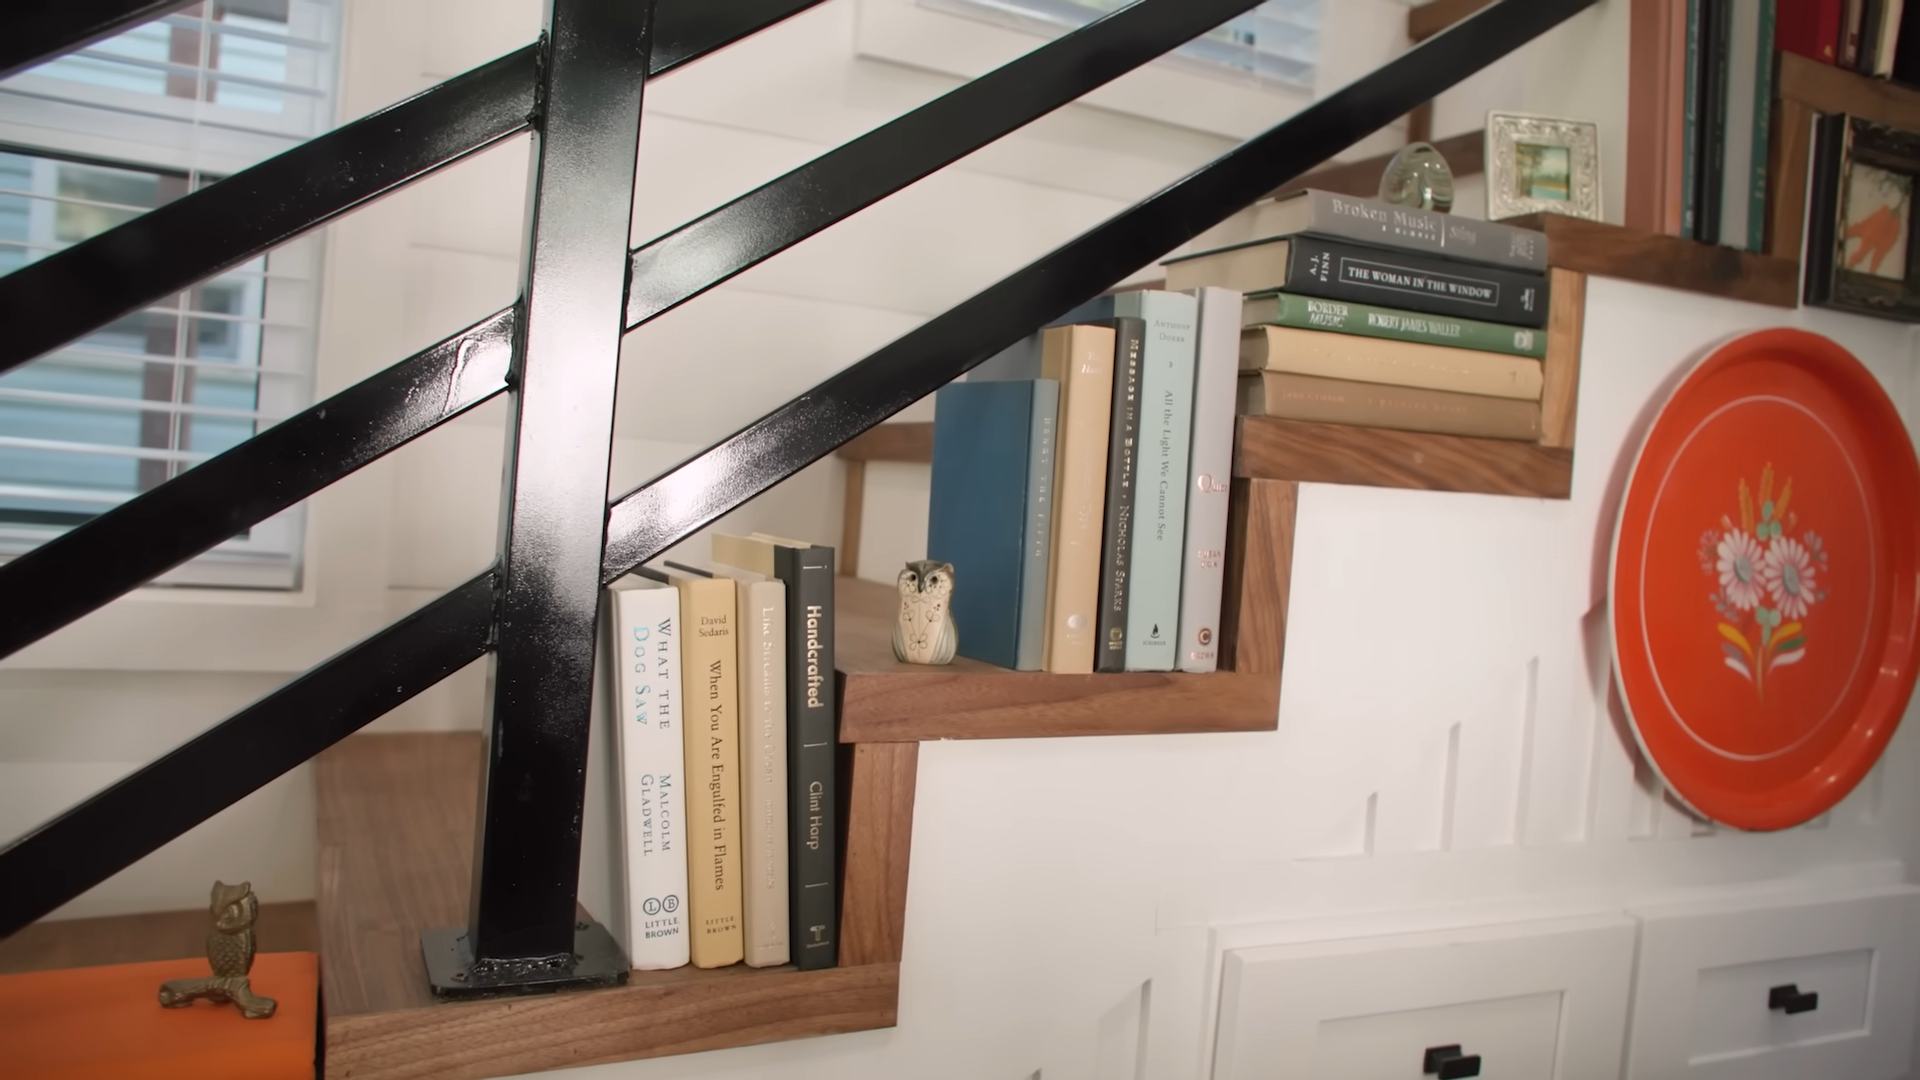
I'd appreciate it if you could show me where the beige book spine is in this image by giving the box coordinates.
[1164,239,1291,294]
[733,577,789,968]
[672,573,745,968]
[1238,371,1542,442]
[1038,323,1116,674]
[1240,325,1543,401]
[711,533,778,576]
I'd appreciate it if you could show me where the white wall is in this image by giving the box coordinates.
[15,6,1920,1080]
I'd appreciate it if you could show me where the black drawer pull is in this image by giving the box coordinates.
[1424,1044,1483,1078]
[1769,983,1820,1015]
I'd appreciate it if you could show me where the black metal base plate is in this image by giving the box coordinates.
[423,918,629,999]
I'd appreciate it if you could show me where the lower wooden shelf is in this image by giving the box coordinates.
[316,733,899,1080]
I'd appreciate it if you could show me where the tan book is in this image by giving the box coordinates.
[663,567,744,968]
[1038,323,1115,674]
[1238,371,1543,442]
[1240,325,1543,401]
[718,565,789,969]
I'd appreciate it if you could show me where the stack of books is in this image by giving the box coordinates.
[1162,189,1552,443]
[602,532,839,974]
[925,286,1242,676]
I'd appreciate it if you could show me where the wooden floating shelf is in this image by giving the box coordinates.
[835,576,1278,742]
[1509,212,1800,308]
[1234,417,1573,498]
[317,734,904,1080]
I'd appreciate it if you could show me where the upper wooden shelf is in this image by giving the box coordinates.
[834,576,1278,742]
[1777,48,1920,128]
[1512,213,1800,308]
[1233,417,1573,498]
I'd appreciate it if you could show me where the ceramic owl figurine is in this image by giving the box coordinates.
[893,559,957,665]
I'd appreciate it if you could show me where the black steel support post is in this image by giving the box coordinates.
[420,0,657,997]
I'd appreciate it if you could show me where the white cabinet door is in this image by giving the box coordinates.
[1213,913,1635,1080]
[1625,883,1920,1080]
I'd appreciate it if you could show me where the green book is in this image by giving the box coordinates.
[1243,291,1547,359]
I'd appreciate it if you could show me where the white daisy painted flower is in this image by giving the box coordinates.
[1762,536,1819,620]
[1716,529,1765,611]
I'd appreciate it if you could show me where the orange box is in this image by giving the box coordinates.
[0,952,317,1080]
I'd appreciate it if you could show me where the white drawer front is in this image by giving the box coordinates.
[1315,991,1561,1079]
[1213,913,1635,1080]
[1626,884,1920,1080]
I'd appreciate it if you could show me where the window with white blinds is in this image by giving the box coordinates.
[921,0,1324,92]
[0,1,338,589]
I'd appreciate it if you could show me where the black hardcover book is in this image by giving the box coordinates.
[1694,0,1731,243]
[1894,0,1920,87]
[769,540,839,970]
[1082,316,1143,674]
[1286,235,1550,328]
[1861,0,1887,72]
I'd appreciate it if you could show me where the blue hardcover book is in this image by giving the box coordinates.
[1056,290,1198,671]
[928,379,1058,670]
[1016,380,1059,671]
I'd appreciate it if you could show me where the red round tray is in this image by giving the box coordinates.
[1611,328,1920,830]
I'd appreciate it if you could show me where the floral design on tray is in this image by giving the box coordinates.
[1697,463,1831,700]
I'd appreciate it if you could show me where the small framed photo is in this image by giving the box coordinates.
[1484,111,1602,223]
[1805,113,1920,322]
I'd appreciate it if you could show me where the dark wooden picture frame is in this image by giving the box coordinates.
[1806,113,1920,321]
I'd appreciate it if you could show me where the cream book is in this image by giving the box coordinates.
[1038,323,1115,674]
[605,575,691,970]
[668,558,789,968]
[1240,324,1543,401]
[1238,371,1543,442]
[662,565,744,968]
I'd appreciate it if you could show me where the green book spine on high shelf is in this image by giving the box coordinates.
[1243,292,1547,359]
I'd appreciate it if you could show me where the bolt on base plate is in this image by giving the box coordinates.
[422,919,629,999]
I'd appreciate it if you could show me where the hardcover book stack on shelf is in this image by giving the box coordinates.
[603,531,839,975]
[927,285,1241,676]
[1164,189,1552,444]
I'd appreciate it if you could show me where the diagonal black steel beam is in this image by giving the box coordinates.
[0,0,830,378]
[0,0,199,81]
[0,308,515,663]
[0,572,497,939]
[624,0,1264,331]
[603,0,1601,575]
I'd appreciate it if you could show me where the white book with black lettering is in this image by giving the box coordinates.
[607,575,691,970]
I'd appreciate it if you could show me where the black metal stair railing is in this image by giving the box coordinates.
[0,0,1599,993]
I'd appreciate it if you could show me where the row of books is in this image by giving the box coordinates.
[603,532,838,972]
[1780,0,1916,79]
[1692,0,1920,253]
[928,287,1241,675]
[1168,189,1553,443]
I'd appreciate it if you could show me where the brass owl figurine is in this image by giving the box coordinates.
[158,880,277,1019]
[893,559,957,665]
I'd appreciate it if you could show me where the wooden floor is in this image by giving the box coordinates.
[0,901,316,975]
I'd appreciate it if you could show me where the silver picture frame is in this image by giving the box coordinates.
[1485,111,1602,222]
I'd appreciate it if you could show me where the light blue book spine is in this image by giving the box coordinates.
[1113,291,1198,671]
[1015,380,1059,671]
